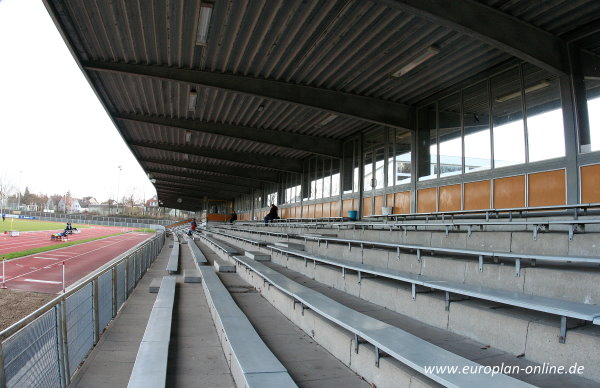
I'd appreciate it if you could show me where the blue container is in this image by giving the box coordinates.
[348,210,358,221]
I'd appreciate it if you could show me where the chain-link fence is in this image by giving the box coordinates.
[0,229,165,387]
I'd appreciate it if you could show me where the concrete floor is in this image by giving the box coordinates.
[259,260,599,388]
[69,237,235,388]
[69,235,371,388]
[196,244,370,388]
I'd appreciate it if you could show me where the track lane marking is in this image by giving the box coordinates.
[23,279,61,284]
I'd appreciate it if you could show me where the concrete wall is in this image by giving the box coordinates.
[212,232,600,383]
[223,228,600,304]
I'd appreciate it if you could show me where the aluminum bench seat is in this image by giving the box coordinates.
[128,276,176,388]
[166,239,179,274]
[331,219,600,240]
[187,235,208,265]
[202,235,241,255]
[268,245,600,342]
[233,256,533,388]
[210,228,270,247]
[301,235,600,276]
[197,266,296,387]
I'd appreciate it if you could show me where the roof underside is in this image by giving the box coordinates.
[44,0,600,209]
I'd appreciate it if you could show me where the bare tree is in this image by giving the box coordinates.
[0,175,16,212]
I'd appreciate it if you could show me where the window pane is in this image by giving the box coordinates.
[387,143,395,187]
[492,67,525,167]
[463,81,491,172]
[523,65,565,162]
[438,93,462,177]
[375,148,385,189]
[364,152,373,190]
[418,104,437,180]
[585,79,600,152]
[395,130,411,183]
[323,159,331,198]
[332,173,340,196]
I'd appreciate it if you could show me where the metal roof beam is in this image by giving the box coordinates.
[149,170,256,192]
[116,113,342,158]
[378,0,569,75]
[140,157,278,183]
[132,141,302,173]
[146,168,262,189]
[83,61,413,129]
[153,177,250,194]
[156,186,234,201]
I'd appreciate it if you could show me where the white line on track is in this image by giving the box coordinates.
[4,234,148,283]
[33,257,60,260]
[23,279,61,284]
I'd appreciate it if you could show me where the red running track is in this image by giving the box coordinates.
[0,225,133,256]
[0,232,153,294]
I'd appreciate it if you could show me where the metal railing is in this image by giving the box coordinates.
[0,230,166,387]
[7,211,175,226]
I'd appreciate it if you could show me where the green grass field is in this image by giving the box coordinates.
[0,219,89,232]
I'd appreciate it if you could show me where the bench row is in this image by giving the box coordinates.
[231,255,533,388]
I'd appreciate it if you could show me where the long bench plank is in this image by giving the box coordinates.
[300,235,600,266]
[201,235,241,255]
[268,245,600,324]
[166,241,179,274]
[198,266,296,387]
[187,235,208,265]
[128,276,177,388]
[233,256,533,388]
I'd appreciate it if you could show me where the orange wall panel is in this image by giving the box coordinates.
[374,195,384,215]
[342,199,354,215]
[331,200,340,217]
[362,197,372,216]
[417,188,437,213]
[314,203,323,218]
[393,191,410,214]
[464,180,490,210]
[439,184,461,212]
[207,214,228,222]
[528,169,566,207]
[581,164,600,203]
[386,194,394,209]
[494,175,525,209]
[322,202,331,217]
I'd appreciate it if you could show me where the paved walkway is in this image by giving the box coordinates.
[197,243,370,388]
[69,236,234,388]
[69,235,383,387]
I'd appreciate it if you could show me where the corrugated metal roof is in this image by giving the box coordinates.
[45,0,600,207]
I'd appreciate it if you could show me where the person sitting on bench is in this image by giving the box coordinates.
[230,210,238,224]
[264,204,280,224]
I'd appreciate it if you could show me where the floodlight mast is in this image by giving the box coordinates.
[116,165,122,215]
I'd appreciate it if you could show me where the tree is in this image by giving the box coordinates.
[0,176,15,211]
[22,186,32,205]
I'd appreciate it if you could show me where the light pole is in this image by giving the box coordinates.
[17,170,22,210]
[116,165,122,215]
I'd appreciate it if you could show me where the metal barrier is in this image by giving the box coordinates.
[7,211,175,227]
[0,230,166,387]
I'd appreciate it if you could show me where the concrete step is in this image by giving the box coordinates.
[245,251,271,262]
[149,277,162,293]
[214,258,236,273]
[183,269,202,283]
[274,242,305,251]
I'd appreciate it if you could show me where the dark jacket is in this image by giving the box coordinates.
[267,205,278,218]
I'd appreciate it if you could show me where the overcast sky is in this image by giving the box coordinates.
[0,0,156,203]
